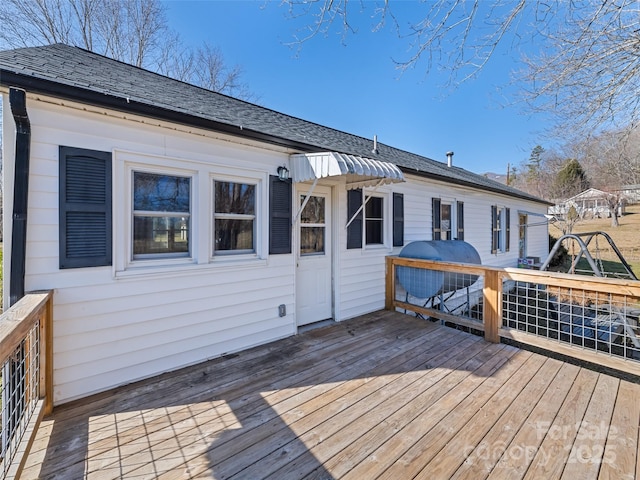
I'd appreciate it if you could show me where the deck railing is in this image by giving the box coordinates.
[0,291,53,480]
[386,256,640,377]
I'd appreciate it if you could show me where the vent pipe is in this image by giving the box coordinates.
[446,151,454,167]
[372,135,379,155]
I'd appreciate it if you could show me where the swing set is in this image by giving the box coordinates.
[538,231,640,356]
[539,231,638,280]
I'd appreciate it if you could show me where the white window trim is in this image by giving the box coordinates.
[132,172,192,261]
[113,150,268,277]
[494,205,510,254]
[363,190,391,251]
[298,191,328,257]
[211,173,263,261]
[125,163,198,270]
[440,200,453,240]
[433,196,461,241]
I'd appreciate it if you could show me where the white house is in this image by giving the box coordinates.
[615,184,640,204]
[1,44,551,405]
[549,187,625,219]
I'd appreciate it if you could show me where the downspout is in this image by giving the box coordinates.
[9,88,31,307]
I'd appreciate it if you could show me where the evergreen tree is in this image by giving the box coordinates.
[553,159,590,199]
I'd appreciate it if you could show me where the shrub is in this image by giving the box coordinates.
[548,234,568,267]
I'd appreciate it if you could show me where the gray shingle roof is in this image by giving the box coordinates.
[0,43,547,204]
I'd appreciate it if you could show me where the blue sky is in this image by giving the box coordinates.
[164,1,548,175]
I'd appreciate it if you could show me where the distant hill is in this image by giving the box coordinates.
[481,172,509,185]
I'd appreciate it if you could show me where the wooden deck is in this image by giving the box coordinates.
[21,310,640,479]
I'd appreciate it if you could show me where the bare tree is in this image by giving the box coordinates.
[553,204,581,236]
[520,2,640,133]
[280,0,640,133]
[603,193,623,227]
[191,43,255,101]
[561,126,640,191]
[0,0,253,98]
[511,145,558,200]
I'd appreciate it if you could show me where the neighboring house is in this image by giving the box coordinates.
[0,44,551,405]
[549,188,625,219]
[615,184,640,204]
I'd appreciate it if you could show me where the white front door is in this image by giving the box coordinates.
[296,185,332,326]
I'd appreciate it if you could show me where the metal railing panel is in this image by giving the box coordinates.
[0,291,53,479]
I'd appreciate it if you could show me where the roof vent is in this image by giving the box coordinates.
[372,134,379,155]
[446,151,454,167]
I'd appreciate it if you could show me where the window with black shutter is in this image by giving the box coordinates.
[269,175,292,254]
[491,205,510,253]
[59,146,112,268]
[491,205,499,253]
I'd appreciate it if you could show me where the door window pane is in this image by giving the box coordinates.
[300,227,325,254]
[300,195,325,255]
[300,196,325,224]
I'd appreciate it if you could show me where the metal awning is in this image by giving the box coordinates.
[290,152,405,190]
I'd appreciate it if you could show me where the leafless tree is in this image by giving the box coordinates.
[520,2,640,133]
[0,0,253,98]
[191,43,255,101]
[561,126,640,191]
[280,0,640,133]
[551,204,581,236]
[511,145,558,200]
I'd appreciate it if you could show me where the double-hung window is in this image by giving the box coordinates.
[365,196,384,245]
[132,172,190,258]
[432,198,464,240]
[491,205,511,253]
[214,180,256,254]
[118,152,271,272]
[347,190,398,249]
[440,203,452,240]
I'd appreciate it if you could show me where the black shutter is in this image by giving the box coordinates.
[505,207,511,252]
[269,175,292,254]
[347,189,363,249]
[393,193,404,247]
[491,205,498,254]
[432,197,441,240]
[59,146,112,269]
[456,201,464,241]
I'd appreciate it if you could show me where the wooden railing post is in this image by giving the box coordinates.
[483,269,501,343]
[385,256,395,311]
[39,292,54,415]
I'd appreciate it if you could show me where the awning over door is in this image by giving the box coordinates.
[290,152,405,190]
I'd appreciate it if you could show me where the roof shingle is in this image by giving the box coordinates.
[0,43,547,204]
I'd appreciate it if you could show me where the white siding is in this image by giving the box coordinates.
[5,98,297,404]
[334,174,550,321]
[3,94,550,404]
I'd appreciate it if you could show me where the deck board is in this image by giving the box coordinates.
[21,310,640,479]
